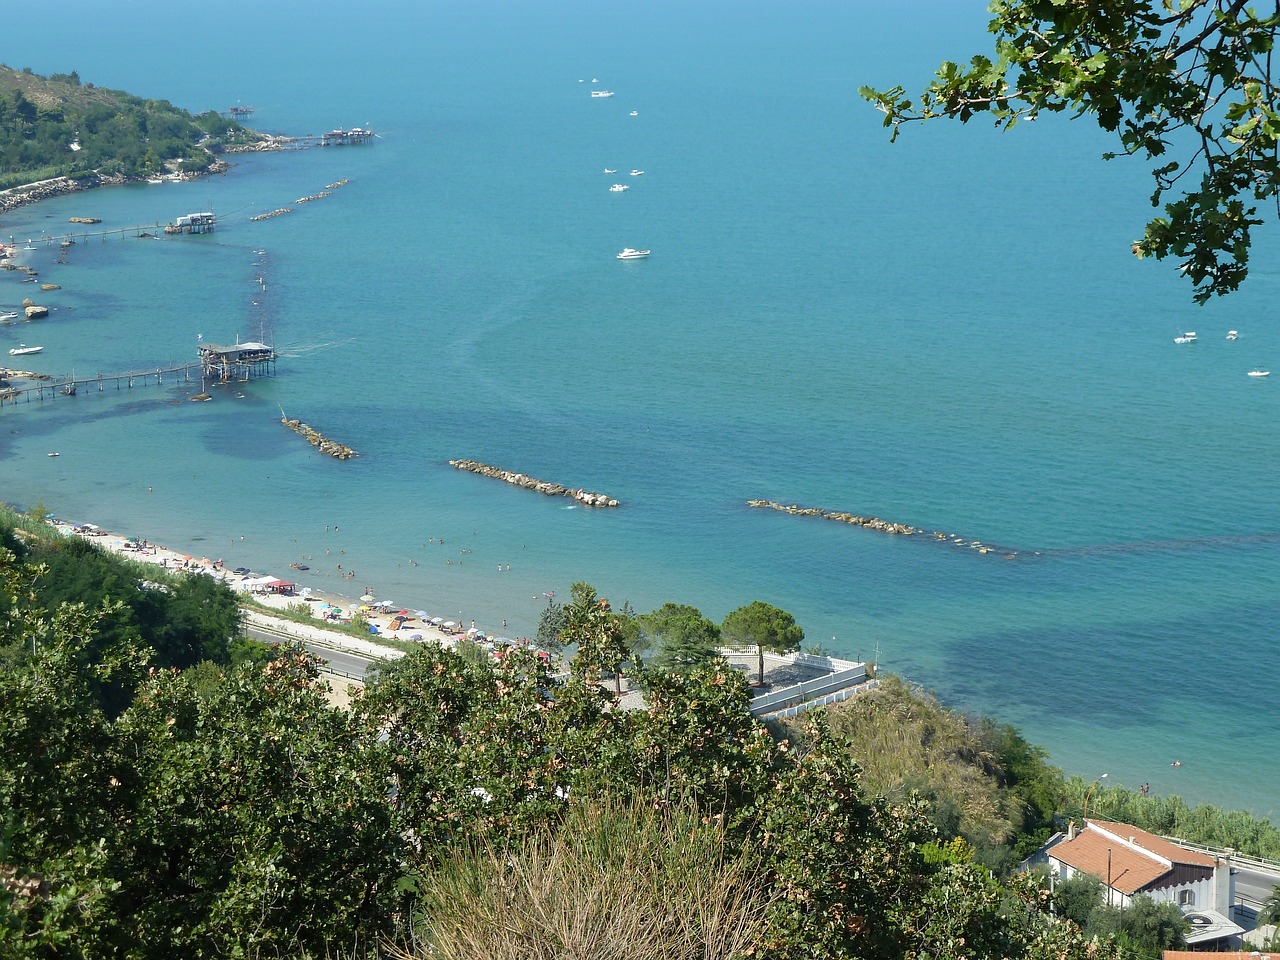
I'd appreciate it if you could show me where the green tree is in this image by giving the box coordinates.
[560,582,632,694]
[641,602,721,674]
[1259,882,1280,927]
[1053,872,1102,926]
[1087,894,1188,955]
[534,596,566,653]
[861,1,1280,303]
[721,600,804,687]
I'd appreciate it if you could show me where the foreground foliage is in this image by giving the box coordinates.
[0,535,1134,960]
[862,0,1280,303]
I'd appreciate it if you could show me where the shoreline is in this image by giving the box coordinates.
[0,160,233,219]
[51,518,524,655]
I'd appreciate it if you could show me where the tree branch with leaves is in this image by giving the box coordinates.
[861,0,1280,303]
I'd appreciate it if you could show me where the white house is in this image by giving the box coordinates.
[1047,819,1244,947]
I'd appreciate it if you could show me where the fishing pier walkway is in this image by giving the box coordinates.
[0,341,276,407]
[18,216,214,248]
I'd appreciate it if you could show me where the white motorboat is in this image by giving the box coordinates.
[9,344,43,356]
[609,184,629,192]
[0,312,18,322]
[147,177,164,185]
[1248,369,1270,377]
[616,248,650,260]
[1173,331,1197,344]
[591,90,615,98]
[630,111,638,116]
[629,169,644,176]
[603,168,617,174]
[1227,330,1239,340]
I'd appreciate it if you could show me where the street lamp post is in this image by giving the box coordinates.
[1083,773,1109,822]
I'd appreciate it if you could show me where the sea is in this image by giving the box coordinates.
[3,0,1278,819]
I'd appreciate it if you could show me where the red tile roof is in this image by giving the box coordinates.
[1050,829,1169,894]
[1087,820,1215,868]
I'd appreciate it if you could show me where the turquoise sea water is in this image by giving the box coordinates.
[4,1,1278,817]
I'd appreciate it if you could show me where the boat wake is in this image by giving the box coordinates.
[274,336,358,358]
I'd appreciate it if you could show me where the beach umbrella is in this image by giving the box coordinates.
[360,594,375,602]
[398,609,409,617]
[410,633,423,640]
[442,621,457,629]
[430,617,444,625]
[415,610,429,619]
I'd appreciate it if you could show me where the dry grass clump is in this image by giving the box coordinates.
[394,798,776,960]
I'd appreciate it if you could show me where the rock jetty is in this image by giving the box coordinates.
[449,460,619,507]
[746,499,1017,557]
[281,416,357,460]
[249,208,292,222]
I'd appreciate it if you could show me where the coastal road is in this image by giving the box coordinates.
[1234,861,1280,910]
[244,621,383,680]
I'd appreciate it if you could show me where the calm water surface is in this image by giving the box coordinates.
[3,0,1277,818]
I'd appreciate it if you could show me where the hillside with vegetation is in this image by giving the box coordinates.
[0,65,263,190]
[1,504,1276,959]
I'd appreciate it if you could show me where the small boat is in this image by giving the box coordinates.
[590,90,615,98]
[616,247,650,260]
[1227,330,1239,340]
[630,111,638,116]
[9,344,43,356]
[0,312,17,322]
[1248,369,1270,377]
[603,168,617,174]
[147,178,164,185]
[47,452,59,458]
[1173,331,1197,344]
[629,169,644,176]
[608,184,629,192]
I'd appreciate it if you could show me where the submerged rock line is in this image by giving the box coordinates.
[746,499,1018,557]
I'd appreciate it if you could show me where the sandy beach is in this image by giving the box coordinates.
[53,518,523,661]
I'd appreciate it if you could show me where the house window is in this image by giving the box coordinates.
[1178,890,1195,907]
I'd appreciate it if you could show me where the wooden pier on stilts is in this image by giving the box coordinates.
[0,340,276,407]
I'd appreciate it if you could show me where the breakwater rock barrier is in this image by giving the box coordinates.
[449,460,619,507]
[281,416,357,460]
[746,499,1017,557]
